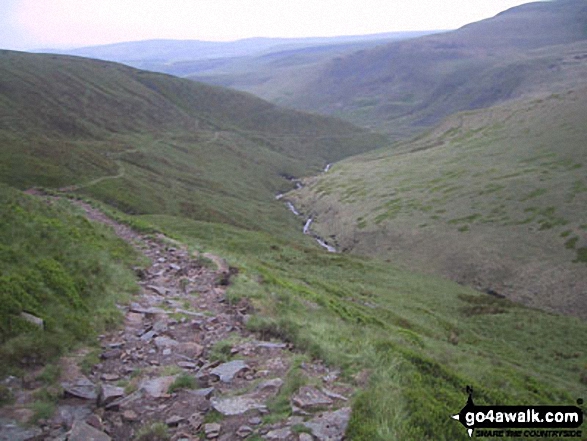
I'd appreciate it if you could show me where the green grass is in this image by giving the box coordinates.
[0,50,386,239]
[167,373,197,393]
[0,185,140,376]
[134,422,170,441]
[1,47,586,441]
[141,213,587,440]
[290,89,587,319]
[208,339,236,363]
[265,356,307,424]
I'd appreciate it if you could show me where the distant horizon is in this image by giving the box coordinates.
[0,0,543,51]
[28,30,445,52]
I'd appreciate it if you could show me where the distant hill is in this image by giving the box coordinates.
[251,0,587,138]
[289,87,587,318]
[3,34,587,441]
[38,32,435,78]
[0,50,386,236]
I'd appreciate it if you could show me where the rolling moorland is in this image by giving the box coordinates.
[188,0,587,140]
[1,1,587,440]
[0,50,386,237]
[42,31,435,84]
[289,89,587,318]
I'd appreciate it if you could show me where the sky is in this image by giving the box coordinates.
[1,0,544,50]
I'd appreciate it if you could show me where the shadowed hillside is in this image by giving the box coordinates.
[260,0,587,137]
[0,50,386,236]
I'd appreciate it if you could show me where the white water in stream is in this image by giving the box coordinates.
[303,218,313,234]
[278,165,337,253]
[316,238,336,253]
[286,202,300,216]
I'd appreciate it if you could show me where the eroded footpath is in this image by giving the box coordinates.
[0,200,353,441]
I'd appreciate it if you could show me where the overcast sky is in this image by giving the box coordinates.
[1,0,544,50]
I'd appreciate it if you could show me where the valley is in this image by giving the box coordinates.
[1,1,587,440]
[289,89,587,318]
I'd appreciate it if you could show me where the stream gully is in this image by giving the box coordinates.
[276,165,337,253]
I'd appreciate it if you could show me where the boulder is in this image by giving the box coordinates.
[211,396,267,416]
[98,384,124,407]
[140,376,176,398]
[210,360,248,383]
[68,421,111,441]
[291,386,333,410]
[303,407,352,441]
[20,312,44,329]
[62,376,97,401]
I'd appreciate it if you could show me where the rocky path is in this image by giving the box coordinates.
[1,200,353,441]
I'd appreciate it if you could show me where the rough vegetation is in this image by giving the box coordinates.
[290,89,587,318]
[0,50,386,237]
[0,185,139,377]
[1,5,587,437]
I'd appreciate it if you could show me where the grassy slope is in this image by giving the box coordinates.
[0,50,386,237]
[139,213,587,440]
[290,88,587,318]
[261,0,587,137]
[0,185,140,376]
[1,50,587,439]
[48,34,437,116]
[184,35,434,104]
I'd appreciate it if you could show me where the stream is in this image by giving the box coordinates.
[277,164,337,253]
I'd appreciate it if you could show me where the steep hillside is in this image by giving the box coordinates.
[1,47,587,441]
[0,184,140,375]
[271,0,587,137]
[0,50,386,236]
[289,88,587,318]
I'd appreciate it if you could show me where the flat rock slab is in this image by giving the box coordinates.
[53,404,93,428]
[210,360,248,383]
[204,422,221,438]
[211,396,267,416]
[154,336,179,348]
[68,420,112,441]
[178,361,198,370]
[189,387,215,399]
[99,384,125,407]
[177,342,204,358]
[174,309,206,318]
[146,285,168,296]
[0,417,42,441]
[292,386,333,410]
[264,427,292,440]
[20,312,44,329]
[255,378,284,396]
[303,407,352,441]
[130,303,168,315]
[140,376,177,398]
[62,376,97,401]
